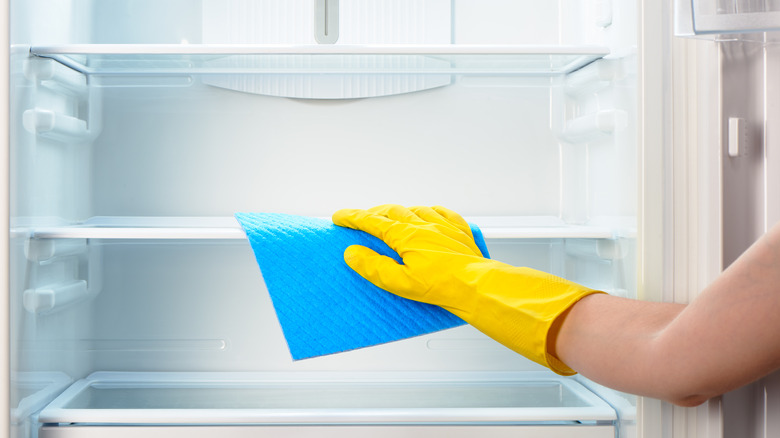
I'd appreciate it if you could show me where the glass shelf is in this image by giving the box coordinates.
[16,216,625,241]
[29,44,609,76]
[38,371,616,425]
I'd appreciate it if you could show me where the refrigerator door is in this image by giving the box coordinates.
[670,2,780,437]
[718,33,780,438]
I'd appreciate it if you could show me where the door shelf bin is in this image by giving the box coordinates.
[39,372,616,434]
[675,0,780,36]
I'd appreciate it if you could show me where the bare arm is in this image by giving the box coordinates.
[552,221,780,406]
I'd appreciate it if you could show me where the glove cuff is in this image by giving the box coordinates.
[457,266,604,376]
[543,289,604,375]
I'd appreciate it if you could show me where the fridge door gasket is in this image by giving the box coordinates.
[38,371,617,425]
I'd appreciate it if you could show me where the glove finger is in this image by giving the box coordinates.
[334,206,421,255]
[431,205,474,238]
[409,206,483,256]
[366,204,423,225]
[430,206,483,257]
[408,205,452,228]
[343,245,418,300]
[333,208,398,241]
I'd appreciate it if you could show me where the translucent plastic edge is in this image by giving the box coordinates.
[30,44,611,56]
[11,372,72,422]
[14,216,631,240]
[38,371,617,424]
[675,0,780,36]
[25,44,609,76]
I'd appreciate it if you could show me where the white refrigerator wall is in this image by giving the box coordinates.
[14,0,608,46]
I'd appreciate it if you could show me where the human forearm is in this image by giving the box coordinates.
[551,294,691,403]
[553,221,780,406]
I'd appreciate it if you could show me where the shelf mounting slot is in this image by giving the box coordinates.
[315,0,340,44]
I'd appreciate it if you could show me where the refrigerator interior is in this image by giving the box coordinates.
[9,0,641,436]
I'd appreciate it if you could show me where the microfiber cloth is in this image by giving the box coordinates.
[235,212,491,360]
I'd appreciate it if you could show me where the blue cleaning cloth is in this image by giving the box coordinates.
[235,212,491,360]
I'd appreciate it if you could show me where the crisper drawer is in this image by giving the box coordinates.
[39,372,616,438]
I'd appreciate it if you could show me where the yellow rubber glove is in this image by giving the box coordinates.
[332,204,604,375]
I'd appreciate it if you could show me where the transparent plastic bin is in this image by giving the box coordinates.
[676,0,780,36]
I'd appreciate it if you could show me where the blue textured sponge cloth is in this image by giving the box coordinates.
[234,212,491,360]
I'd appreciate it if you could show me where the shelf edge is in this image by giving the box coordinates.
[25,216,623,240]
[30,44,611,56]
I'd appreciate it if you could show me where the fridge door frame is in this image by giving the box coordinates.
[638,0,725,436]
[665,23,725,438]
[2,0,11,437]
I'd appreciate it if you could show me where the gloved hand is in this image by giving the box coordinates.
[332,204,603,375]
